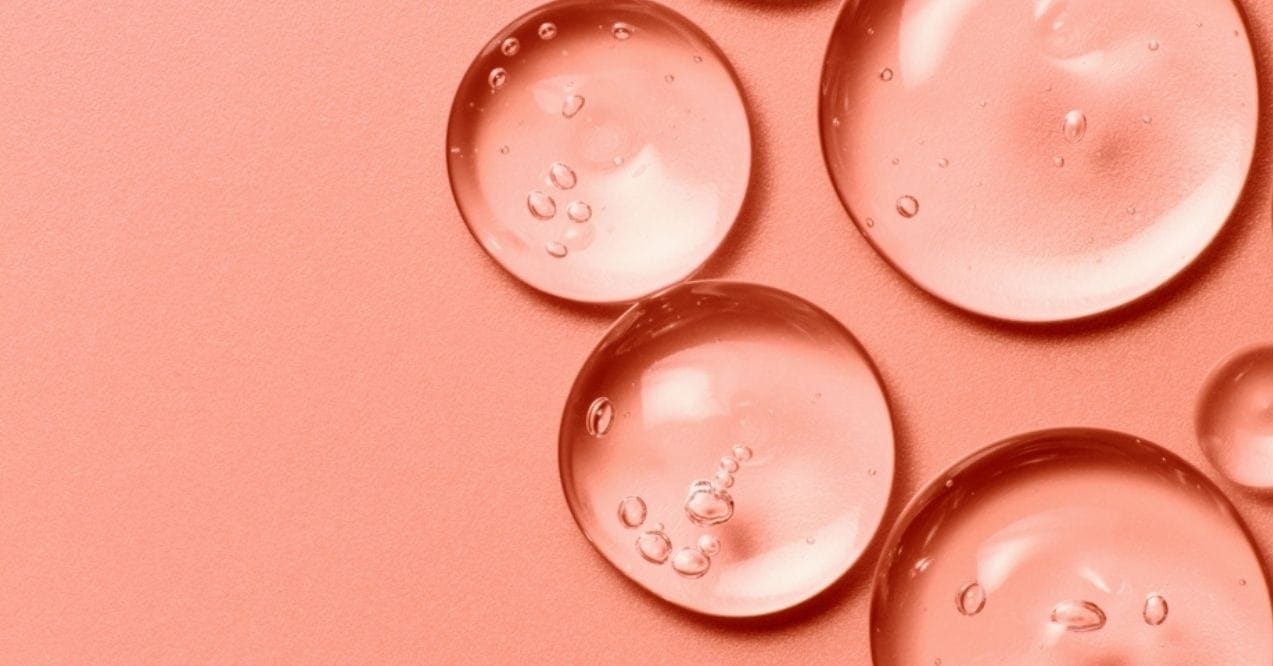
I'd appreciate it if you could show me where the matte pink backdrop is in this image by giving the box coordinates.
[1,0,1272,662]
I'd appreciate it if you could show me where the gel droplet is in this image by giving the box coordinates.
[1148,39,1161,51]
[731,445,752,462]
[548,162,577,190]
[1050,600,1106,633]
[488,67,508,90]
[527,190,556,220]
[1144,593,1169,626]
[636,529,672,564]
[955,581,986,616]
[586,397,614,437]
[712,470,734,489]
[870,429,1271,663]
[937,158,949,168]
[1053,156,1065,167]
[671,546,710,578]
[618,496,647,528]
[501,38,520,56]
[1196,345,1273,489]
[561,282,895,616]
[560,221,595,253]
[566,200,592,223]
[818,0,1257,322]
[880,67,894,81]
[896,195,919,218]
[561,93,585,119]
[612,22,634,40]
[718,456,739,473]
[664,74,675,83]
[545,241,568,258]
[1062,109,1087,143]
[447,2,752,303]
[697,534,721,556]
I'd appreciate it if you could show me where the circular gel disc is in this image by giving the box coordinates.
[820,0,1259,322]
[560,281,895,616]
[447,0,752,304]
[871,428,1273,664]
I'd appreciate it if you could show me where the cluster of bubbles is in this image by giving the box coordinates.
[610,418,755,579]
[954,580,1169,630]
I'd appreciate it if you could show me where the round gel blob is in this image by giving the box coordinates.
[560,281,895,616]
[447,0,751,304]
[871,429,1272,665]
[820,0,1259,322]
[1197,345,1273,490]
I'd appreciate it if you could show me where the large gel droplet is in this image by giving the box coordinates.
[1196,345,1273,489]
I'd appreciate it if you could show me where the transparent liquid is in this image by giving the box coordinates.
[871,429,1272,664]
[1197,345,1273,489]
[447,0,751,304]
[560,282,895,616]
[820,0,1258,322]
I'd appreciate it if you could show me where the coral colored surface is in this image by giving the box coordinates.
[1,0,1272,663]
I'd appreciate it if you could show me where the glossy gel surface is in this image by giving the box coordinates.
[447,0,751,303]
[1197,345,1273,490]
[560,281,894,616]
[820,0,1258,322]
[871,429,1272,665]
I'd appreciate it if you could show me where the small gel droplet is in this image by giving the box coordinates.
[501,38,520,56]
[586,397,614,436]
[880,67,894,81]
[1149,39,1161,51]
[1051,600,1107,632]
[956,581,986,616]
[665,74,675,83]
[671,546,710,578]
[548,162,577,190]
[538,22,557,40]
[567,201,592,223]
[697,534,721,556]
[897,195,919,218]
[731,445,752,462]
[612,22,634,40]
[1063,109,1087,142]
[1053,156,1065,167]
[545,241,568,258]
[719,456,740,473]
[713,470,734,489]
[618,496,647,528]
[527,191,556,220]
[937,158,949,168]
[1144,593,1168,626]
[685,484,734,526]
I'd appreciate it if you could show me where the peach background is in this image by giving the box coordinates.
[1,0,1271,662]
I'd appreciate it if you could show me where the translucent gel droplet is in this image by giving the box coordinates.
[561,282,895,616]
[586,397,614,437]
[671,546,710,578]
[560,221,595,253]
[871,429,1272,664]
[697,534,721,556]
[545,241,568,258]
[896,195,919,218]
[718,456,739,473]
[636,529,671,564]
[1062,109,1088,143]
[1149,39,1161,51]
[1144,593,1169,626]
[618,496,647,528]
[1196,345,1273,489]
[732,445,752,462]
[956,581,986,616]
[448,0,751,303]
[548,162,577,190]
[819,0,1258,322]
[880,67,894,81]
[501,38,521,56]
[527,190,556,220]
[685,485,734,527]
[560,93,585,119]
[566,200,592,223]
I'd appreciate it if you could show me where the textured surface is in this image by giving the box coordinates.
[1,0,1272,662]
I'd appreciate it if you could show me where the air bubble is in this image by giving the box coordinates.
[548,162,577,190]
[1144,593,1169,626]
[1149,39,1161,51]
[731,445,752,462]
[636,529,672,564]
[545,241,568,258]
[561,94,585,119]
[665,74,675,83]
[1053,156,1065,167]
[955,581,986,616]
[1196,345,1273,489]
[1050,600,1106,633]
[618,496,647,528]
[586,397,614,437]
[501,38,520,56]
[718,456,739,473]
[527,191,556,220]
[1062,109,1087,143]
[896,195,919,218]
[937,158,949,168]
[538,22,557,40]
[561,282,894,615]
[880,67,894,81]
[566,201,592,223]
[612,22,634,40]
[697,534,721,556]
[671,546,710,578]
[488,68,508,90]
